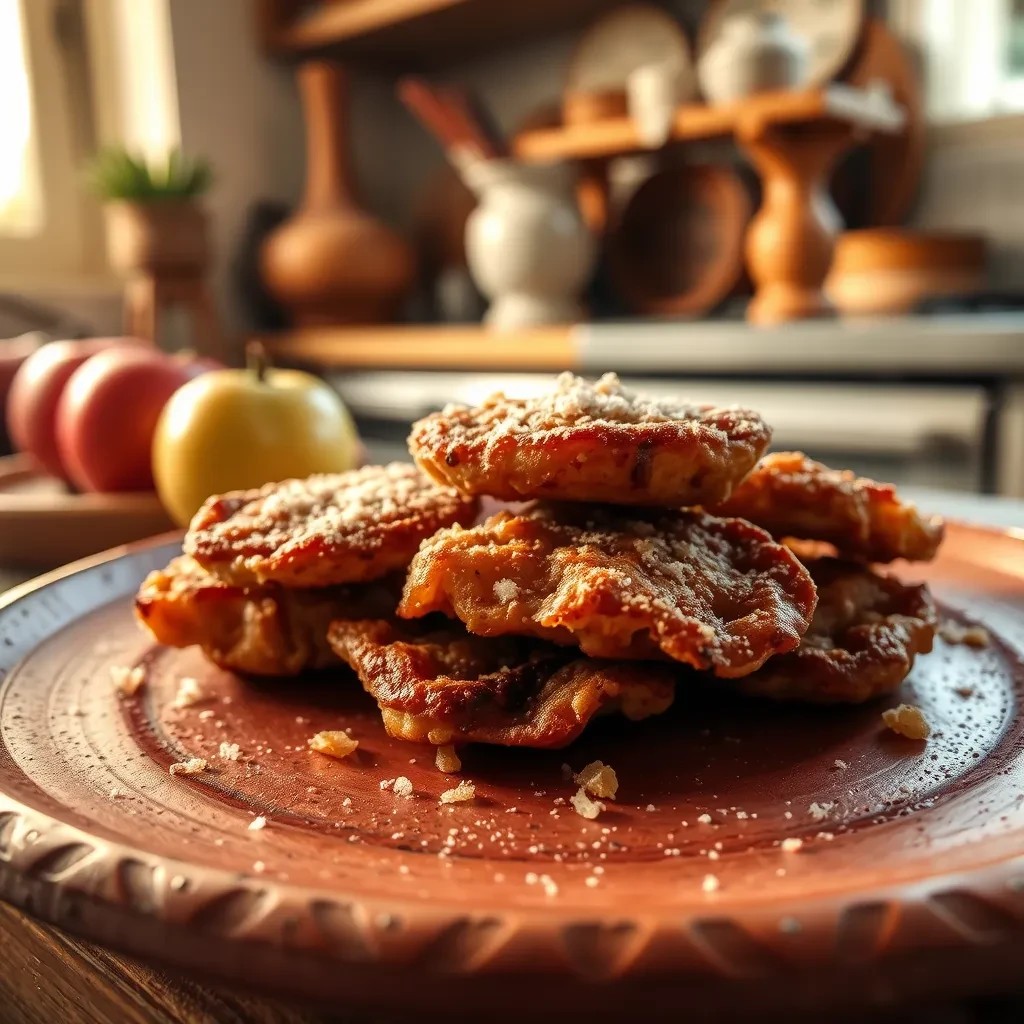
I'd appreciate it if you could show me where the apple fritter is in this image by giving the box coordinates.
[328,617,675,748]
[399,503,817,678]
[184,463,479,588]
[711,451,944,563]
[736,559,937,704]
[135,556,394,676]
[408,372,772,507]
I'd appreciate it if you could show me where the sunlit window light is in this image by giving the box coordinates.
[0,0,42,236]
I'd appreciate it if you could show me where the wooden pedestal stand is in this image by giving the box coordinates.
[104,200,226,359]
[513,86,904,325]
[123,272,222,355]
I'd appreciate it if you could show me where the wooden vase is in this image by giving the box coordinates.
[260,61,416,327]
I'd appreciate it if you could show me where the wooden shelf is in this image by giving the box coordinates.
[259,324,576,371]
[513,85,905,163]
[255,315,1024,377]
[260,0,622,66]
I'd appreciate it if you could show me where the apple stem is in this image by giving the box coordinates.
[246,341,269,384]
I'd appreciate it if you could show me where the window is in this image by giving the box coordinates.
[904,0,1024,122]
[0,0,101,282]
[0,0,42,236]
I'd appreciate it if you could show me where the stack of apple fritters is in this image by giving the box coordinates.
[137,374,943,750]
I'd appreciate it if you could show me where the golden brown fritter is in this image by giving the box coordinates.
[711,451,944,563]
[736,559,937,704]
[399,503,817,678]
[328,617,675,748]
[135,556,395,676]
[184,463,479,588]
[408,372,771,507]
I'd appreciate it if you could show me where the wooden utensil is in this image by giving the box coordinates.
[826,229,987,315]
[397,77,504,164]
[0,454,174,569]
[5,525,1024,1013]
[607,163,752,316]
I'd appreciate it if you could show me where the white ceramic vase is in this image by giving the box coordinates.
[698,11,810,105]
[463,160,595,330]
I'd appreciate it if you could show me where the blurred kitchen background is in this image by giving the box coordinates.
[4,0,1024,498]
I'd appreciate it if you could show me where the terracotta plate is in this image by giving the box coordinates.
[3,527,1024,1016]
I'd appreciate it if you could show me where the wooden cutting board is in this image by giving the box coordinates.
[0,454,174,570]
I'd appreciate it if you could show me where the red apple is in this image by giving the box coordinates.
[5,337,143,479]
[55,348,197,493]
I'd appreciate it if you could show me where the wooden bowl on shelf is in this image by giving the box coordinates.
[606,163,752,316]
[826,229,987,316]
[0,454,175,570]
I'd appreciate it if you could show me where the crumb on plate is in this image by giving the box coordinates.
[111,664,145,696]
[173,676,203,709]
[882,703,931,740]
[435,744,462,774]
[808,801,835,821]
[308,730,359,759]
[574,760,618,799]
[440,780,476,804]
[570,786,605,820]
[169,757,207,776]
[938,621,990,648]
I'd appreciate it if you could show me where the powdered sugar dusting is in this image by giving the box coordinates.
[185,462,475,586]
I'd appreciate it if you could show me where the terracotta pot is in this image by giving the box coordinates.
[260,61,416,327]
[826,229,987,316]
[104,200,209,275]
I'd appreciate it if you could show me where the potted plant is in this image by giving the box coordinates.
[86,148,213,277]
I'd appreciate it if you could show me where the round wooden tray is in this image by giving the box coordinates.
[0,454,175,570]
[607,164,752,316]
[2,526,1024,1016]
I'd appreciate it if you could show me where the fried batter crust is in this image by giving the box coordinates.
[409,372,771,507]
[184,463,478,588]
[328,617,675,748]
[135,556,394,676]
[711,451,944,563]
[399,503,817,678]
[736,559,937,703]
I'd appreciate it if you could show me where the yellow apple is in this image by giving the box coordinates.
[152,346,359,526]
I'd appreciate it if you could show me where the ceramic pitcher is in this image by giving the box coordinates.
[463,160,595,330]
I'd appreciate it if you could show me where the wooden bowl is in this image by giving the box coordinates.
[826,229,987,316]
[0,454,175,570]
[607,164,752,316]
[838,18,926,228]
